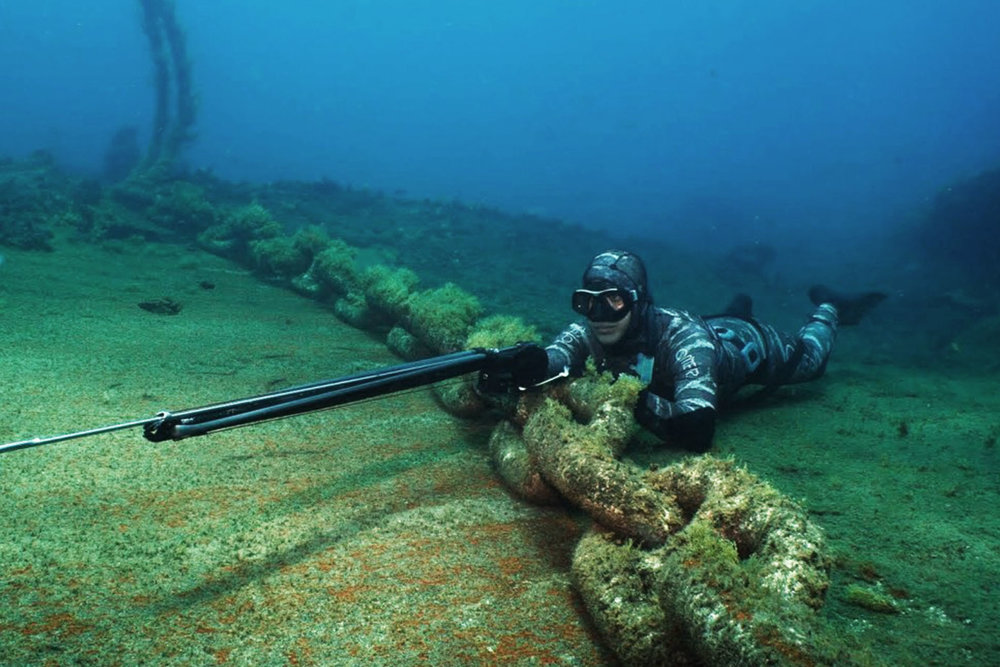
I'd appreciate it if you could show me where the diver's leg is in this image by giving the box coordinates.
[757,304,838,384]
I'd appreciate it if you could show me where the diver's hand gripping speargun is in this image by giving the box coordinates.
[0,343,549,455]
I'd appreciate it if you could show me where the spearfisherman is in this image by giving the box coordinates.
[543,250,886,451]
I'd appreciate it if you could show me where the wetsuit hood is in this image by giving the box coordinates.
[582,250,653,344]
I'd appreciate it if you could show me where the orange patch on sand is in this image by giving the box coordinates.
[549,620,594,643]
[217,600,254,625]
[404,537,436,550]
[326,583,372,603]
[356,542,389,558]
[287,637,313,665]
[123,486,241,528]
[756,627,817,667]
[465,522,516,546]
[431,467,493,495]
[21,612,91,638]
[489,630,565,664]
[497,556,526,576]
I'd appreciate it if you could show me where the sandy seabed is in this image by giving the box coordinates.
[0,239,997,665]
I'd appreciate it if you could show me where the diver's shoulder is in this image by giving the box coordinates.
[653,306,703,324]
[651,307,714,341]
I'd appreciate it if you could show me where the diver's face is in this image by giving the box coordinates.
[590,311,631,346]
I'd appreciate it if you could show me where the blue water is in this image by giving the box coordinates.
[2,1,998,262]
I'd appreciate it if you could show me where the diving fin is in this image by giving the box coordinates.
[808,285,886,325]
[722,293,754,319]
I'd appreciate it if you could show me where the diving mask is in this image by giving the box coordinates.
[572,288,633,322]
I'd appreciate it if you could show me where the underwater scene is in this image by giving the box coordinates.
[1,2,998,665]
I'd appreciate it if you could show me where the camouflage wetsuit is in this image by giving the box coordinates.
[544,302,840,451]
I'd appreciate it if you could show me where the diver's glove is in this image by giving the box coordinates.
[634,389,669,439]
[476,342,550,394]
[634,389,716,452]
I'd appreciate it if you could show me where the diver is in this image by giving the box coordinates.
[544,250,886,452]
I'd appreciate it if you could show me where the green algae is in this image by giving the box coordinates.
[844,584,900,614]
[466,314,540,349]
[362,264,420,322]
[250,235,313,278]
[405,282,483,353]
[386,324,431,360]
[305,238,358,297]
[148,180,219,234]
[198,202,281,258]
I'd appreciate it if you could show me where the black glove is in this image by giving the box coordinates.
[634,390,716,452]
[634,389,668,438]
[477,342,549,393]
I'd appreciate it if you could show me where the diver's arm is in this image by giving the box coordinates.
[635,321,719,451]
[544,322,595,380]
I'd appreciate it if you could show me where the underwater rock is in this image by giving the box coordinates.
[843,584,900,614]
[0,155,70,251]
[138,297,182,315]
[0,215,53,251]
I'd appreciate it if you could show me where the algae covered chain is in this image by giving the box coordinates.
[487,368,855,664]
